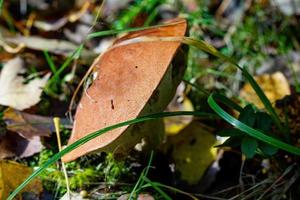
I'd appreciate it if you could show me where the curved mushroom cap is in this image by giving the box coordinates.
[62,18,187,162]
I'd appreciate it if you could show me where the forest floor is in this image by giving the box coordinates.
[1,0,300,199]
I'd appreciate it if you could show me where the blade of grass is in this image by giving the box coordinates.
[138,182,200,200]
[181,37,286,136]
[7,111,216,200]
[87,20,184,40]
[129,151,154,199]
[43,50,57,73]
[142,177,172,200]
[46,44,84,93]
[52,44,83,83]
[207,93,300,155]
[182,79,210,96]
[0,0,3,14]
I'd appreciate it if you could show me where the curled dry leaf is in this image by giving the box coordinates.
[240,72,291,108]
[5,36,95,59]
[0,132,43,159]
[33,1,90,31]
[0,57,50,110]
[0,160,43,199]
[272,0,300,15]
[3,108,52,138]
[0,108,52,159]
[63,18,187,162]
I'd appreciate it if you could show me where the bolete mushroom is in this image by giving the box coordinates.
[62,18,187,162]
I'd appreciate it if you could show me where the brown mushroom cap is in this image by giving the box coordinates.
[62,18,187,162]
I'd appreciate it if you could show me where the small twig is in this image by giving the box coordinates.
[257,163,297,200]
[53,117,71,200]
[239,155,246,192]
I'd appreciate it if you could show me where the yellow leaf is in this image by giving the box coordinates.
[240,72,290,108]
[0,160,43,199]
[164,121,217,184]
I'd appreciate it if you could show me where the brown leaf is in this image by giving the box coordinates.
[3,108,52,138]
[0,132,43,159]
[62,18,187,162]
[0,108,52,159]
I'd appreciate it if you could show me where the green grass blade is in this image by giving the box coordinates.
[0,0,3,14]
[7,111,216,200]
[241,68,289,138]
[207,93,300,155]
[139,182,199,200]
[52,44,83,82]
[129,151,154,199]
[181,37,286,135]
[46,44,84,92]
[212,93,243,113]
[142,177,172,200]
[87,21,182,40]
[43,50,57,73]
[182,79,210,96]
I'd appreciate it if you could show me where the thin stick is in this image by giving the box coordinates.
[257,163,296,200]
[53,117,71,200]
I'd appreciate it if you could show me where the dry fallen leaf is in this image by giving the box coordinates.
[3,108,52,138]
[0,108,52,159]
[0,160,43,199]
[6,36,95,59]
[272,0,300,15]
[240,72,291,108]
[0,57,50,110]
[63,18,187,162]
[163,121,217,185]
[33,1,90,32]
[60,192,90,200]
[0,131,44,159]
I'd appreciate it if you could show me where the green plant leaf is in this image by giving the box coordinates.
[241,137,258,158]
[215,136,241,148]
[208,93,300,156]
[259,142,278,156]
[238,104,256,127]
[255,112,273,132]
[217,128,244,137]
